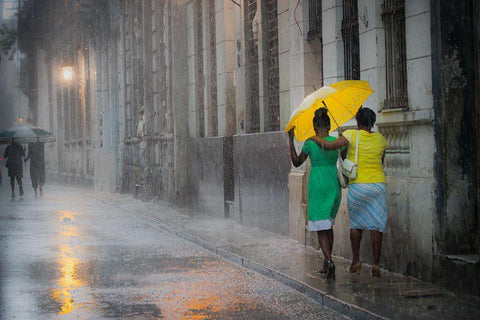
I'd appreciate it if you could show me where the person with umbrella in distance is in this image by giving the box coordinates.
[0,125,55,199]
[4,138,25,200]
[137,106,146,178]
[288,108,341,279]
[24,138,45,197]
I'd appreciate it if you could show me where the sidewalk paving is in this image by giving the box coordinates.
[94,190,480,320]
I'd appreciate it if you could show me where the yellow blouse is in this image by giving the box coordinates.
[342,129,387,184]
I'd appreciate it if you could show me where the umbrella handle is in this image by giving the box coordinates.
[322,100,341,130]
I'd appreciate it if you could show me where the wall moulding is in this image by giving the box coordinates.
[376,108,434,127]
[379,125,410,175]
[375,108,434,175]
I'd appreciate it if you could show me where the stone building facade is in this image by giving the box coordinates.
[18,0,479,293]
[17,0,190,200]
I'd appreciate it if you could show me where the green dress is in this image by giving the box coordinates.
[302,137,341,224]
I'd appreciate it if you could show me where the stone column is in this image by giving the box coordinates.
[322,0,344,85]
[358,0,386,109]
[289,169,307,242]
[142,0,154,198]
[233,0,245,134]
[171,0,190,200]
[215,0,236,136]
[186,2,197,138]
[286,0,323,242]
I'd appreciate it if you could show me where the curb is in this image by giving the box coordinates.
[106,199,387,320]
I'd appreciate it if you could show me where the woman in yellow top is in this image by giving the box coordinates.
[311,107,387,277]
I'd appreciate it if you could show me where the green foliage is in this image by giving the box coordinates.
[0,23,17,61]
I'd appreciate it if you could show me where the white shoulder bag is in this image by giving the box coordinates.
[341,130,359,179]
[337,150,349,188]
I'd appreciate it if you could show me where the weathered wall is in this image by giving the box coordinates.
[188,132,291,235]
[188,137,226,218]
[430,0,480,294]
[434,0,477,253]
[232,132,291,235]
[94,150,117,192]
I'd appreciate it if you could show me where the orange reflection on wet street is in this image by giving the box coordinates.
[156,262,252,319]
[58,210,78,223]
[51,210,83,314]
[182,295,221,319]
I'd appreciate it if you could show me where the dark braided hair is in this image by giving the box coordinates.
[313,108,331,131]
[355,107,376,127]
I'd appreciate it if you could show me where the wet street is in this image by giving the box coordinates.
[0,181,343,319]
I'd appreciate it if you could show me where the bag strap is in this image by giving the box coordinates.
[355,130,359,163]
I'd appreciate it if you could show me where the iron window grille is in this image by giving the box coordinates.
[263,0,280,132]
[341,0,360,80]
[209,0,218,136]
[245,0,260,133]
[382,0,408,109]
[307,0,322,41]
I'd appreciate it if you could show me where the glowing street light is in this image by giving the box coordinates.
[62,66,74,81]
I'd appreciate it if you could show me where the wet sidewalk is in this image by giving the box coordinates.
[96,191,480,320]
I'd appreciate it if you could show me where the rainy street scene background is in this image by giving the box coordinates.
[0,0,479,319]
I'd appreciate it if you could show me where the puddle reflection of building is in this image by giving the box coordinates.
[51,210,83,314]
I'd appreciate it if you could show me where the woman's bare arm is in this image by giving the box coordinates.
[309,135,349,150]
[288,129,308,167]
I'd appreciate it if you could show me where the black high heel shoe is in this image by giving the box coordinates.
[317,260,328,275]
[325,260,336,280]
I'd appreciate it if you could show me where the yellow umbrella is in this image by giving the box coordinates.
[285,80,374,141]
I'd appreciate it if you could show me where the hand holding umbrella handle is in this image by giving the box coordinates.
[288,127,295,139]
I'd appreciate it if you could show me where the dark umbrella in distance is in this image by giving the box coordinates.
[0,126,56,144]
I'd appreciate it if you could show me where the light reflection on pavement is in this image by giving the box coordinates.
[51,210,82,314]
[0,183,343,319]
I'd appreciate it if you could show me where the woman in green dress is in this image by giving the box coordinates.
[288,108,341,279]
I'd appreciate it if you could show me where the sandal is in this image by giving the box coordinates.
[349,262,362,274]
[371,265,380,277]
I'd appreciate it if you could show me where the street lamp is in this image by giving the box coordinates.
[62,66,74,81]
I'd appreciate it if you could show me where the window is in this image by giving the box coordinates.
[382,0,408,109]
[263,0,279,131]
[195,0,205,137]
[209,0,218,136]
[342,0,360,80]
[308,0,322,41]
[244,0,260,133]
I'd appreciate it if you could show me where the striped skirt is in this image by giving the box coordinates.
[347,183,388,232]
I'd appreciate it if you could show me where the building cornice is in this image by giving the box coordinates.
[377,108,434,127]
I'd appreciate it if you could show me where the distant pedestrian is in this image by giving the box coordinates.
[137,106,146,172]
[4,138,25,200]
[311,107,387,277]
[288,108,341,280]
[24,139,45,197]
